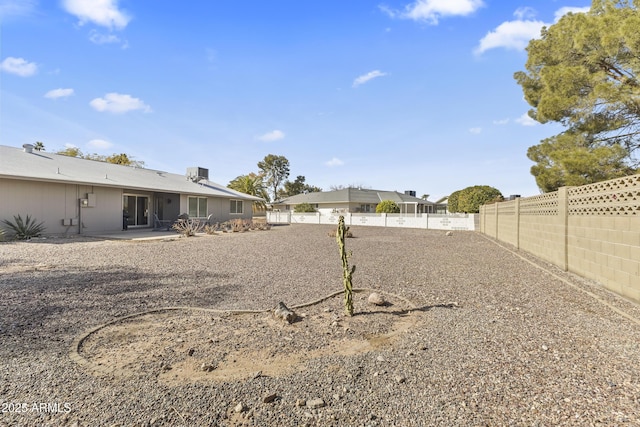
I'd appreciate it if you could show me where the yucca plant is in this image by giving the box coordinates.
[1,214,46,240]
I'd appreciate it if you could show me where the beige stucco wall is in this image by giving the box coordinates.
[0,178,125,235]
[180,195,253,222]
[84,187,131,232]
[480,175,640,303]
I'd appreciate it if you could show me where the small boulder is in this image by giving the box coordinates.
[201,362,217,372]
[263,393,277,404]
[306,398,325,409]
[368,292,386,306]
[274,302,296,323]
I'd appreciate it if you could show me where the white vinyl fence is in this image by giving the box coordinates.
[267,211,477,231]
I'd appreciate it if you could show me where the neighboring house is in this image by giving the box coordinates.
[434,196,449,214]
[273,188,443,214]
[0,144,263,235]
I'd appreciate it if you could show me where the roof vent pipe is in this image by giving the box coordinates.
[22,144,34,153]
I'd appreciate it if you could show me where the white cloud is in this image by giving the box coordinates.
[353,70,388,87]
[89,93,152,114]
[87,139,113,150]
[516,113,537,126]
[383,0,485,24]
[493,118,509,125]
[62,0,131,29]
[469,127,482,134]
[554,7,590,22]
[475,19,545,54]
[0,57,37,76]
[325,157,344,167]
[256,130,285,142]
[89,29,123,45]
[44,88,74,99]
[0,0,37,19]
[475,6,590,55]
[513,7,536,20]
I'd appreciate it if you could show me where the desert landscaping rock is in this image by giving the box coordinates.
[273,301,296,323]
[262,393,277,403]
[367,292,386,306]
[1,225,639,426]
[306,398,326,409]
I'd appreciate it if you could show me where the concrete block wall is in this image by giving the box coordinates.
[480,174,640,303]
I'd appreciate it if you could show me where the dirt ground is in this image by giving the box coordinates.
[77,291,425,385]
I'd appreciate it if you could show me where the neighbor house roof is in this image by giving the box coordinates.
[275,187,434,205]
[0,145,262,201]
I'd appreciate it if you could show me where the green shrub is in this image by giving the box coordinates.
[447,190,460,213]
[294,202,316,213]
[1,214,46,240]
[375,200,400,213]
[459,186,503,213]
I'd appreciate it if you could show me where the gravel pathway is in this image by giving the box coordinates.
[1,224,639,426]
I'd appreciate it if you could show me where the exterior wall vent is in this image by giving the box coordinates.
[22,144,34,153]
[187,167,209,182]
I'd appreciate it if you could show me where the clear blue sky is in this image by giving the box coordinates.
[1,0,590,200]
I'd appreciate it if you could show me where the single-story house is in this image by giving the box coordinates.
[434,196,449,214]
[0,144,263,235]
[272,188,443,214]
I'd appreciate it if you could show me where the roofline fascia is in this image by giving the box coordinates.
[0,174,260,200]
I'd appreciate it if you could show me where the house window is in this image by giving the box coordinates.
[360,204,372,213]
[188,197,208,217]
[230,199,243,214]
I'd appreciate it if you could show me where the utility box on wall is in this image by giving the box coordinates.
[87,193,97,207]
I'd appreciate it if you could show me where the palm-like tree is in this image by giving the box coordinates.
[228,173,268,211]
[34,141,45,151]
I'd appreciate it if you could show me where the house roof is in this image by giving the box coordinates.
[275,187,435,205]
[0,145,262,201]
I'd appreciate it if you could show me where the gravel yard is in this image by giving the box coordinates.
[1,224,639,426]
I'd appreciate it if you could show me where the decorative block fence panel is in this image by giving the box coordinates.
[480,174,640,303]
[266,211,477,231]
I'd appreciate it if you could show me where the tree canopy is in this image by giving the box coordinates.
[448,186,503,213]
[528,133,634,192]
[228,173,268,211]
[277,175,322,199]
[257,154,290,202]
[56,147,145,167]
[514,0,640,191]
[293,202,317,213]
[375,200,400,213]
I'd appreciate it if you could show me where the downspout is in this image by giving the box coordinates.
[78,197,83,235]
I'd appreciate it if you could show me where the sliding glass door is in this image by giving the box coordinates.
[123,194,149,227]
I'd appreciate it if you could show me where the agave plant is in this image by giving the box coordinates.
[1,214,46,240]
